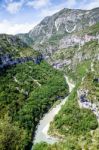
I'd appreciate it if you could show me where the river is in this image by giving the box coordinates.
[32,75,75,148]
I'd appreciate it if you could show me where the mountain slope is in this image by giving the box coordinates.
[0,34,37,57]
[0,34,43,69]
[18,7,99,150]
[0,7,99,150]
[33,60,99,150]
[0,61,68,149]
[29,8,99,42]
[0,33,69,149]
[18,7,99,51]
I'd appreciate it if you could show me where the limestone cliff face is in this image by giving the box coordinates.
[29,8,99,42]
[0,54,43,69]
[17,8,99,70]
[0,34,43,69]
[18,8,99,55]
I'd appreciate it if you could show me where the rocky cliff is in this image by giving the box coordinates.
[17,8,99,72]
[0,34,43,69]
[18,7,99,49]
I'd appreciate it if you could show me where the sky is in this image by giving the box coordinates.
[0,0,99,35]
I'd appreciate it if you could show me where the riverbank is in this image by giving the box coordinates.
[32,75,75,147]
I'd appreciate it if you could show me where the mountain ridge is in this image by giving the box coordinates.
[0,6,99,150]
[17,7,99,52]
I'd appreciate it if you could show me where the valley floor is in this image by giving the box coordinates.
[33,63,99,150]
[32,76,75,146]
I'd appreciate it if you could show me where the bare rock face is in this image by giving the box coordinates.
[27,8,99,44]
[0,34,44,69]
[0,54,43,69]
[18,7,99,51]
[17,7,99,70]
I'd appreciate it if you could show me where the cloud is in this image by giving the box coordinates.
[65,0,99,10]
[0,20,38,34]
[81,0,99,10]
[39,4,65,18]
[1,0,99,35]
[27,0,50,9]
[66,0,76,8]
[5,0,24,14]
[37,0,77,18]
[4,0,99,15]
[26,0,77,11]
[5,0,51,13]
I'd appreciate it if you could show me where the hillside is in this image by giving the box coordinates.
[22,8,99,150]
[18,8,99,53]
[0,6,99,150]
[0,33,69,149]
[0,34,43,69]
[0,61,68,149]
[18,8,99,71]
[33,58,99,150]
[0,34,39,57]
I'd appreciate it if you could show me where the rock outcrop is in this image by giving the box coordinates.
[0,54,43,69]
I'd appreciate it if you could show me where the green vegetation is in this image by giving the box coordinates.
[76,22,99,36]
[81,40,99,55]
[33,86,98,150]
[49,87,98,137]
[33,128,99,150]
[33,141,81,150]
[52,46,76,60]
[53,39,99,82]
[0,61,68,149]
[33,61,99,150]
[1,14,99,150]
[0,115,27,150]
[33,24,99,150]
[80,62,99,103]
[82,23,99,36]
[63,60,91,83]
[0,34,39,58]
[48,33,66,45]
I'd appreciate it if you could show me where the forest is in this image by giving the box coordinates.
[0,61,68,150]
[33,87,98,150]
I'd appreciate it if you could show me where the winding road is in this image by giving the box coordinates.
[32,75,75,146]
